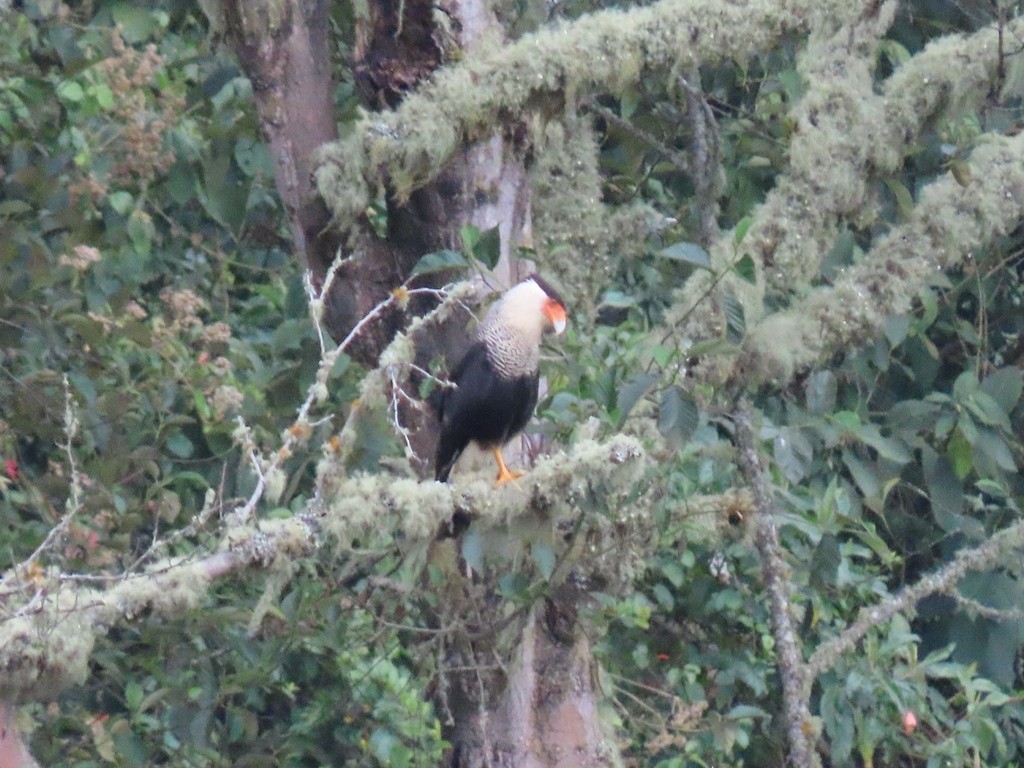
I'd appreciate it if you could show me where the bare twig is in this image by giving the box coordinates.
[585,100,691,174]
[23,377,83,568]
[228,273,452,527]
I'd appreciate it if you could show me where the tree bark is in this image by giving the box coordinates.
[221,0,338,273]
[444,596,613,768]
[220,0,419,364]
[0,702,38,768]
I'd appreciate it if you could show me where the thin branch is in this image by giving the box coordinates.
[585,100,692,174]
[733,407,819,768]
[22,377,83,568]
[678,67,721,247]
[805,517,1024,686]
[950,590,1024,622]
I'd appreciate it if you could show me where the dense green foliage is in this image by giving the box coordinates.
[3,1,1024,767]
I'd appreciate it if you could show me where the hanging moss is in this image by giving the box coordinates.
[528,116,669,310]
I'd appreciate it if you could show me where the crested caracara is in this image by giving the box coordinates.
[435,275,567,485]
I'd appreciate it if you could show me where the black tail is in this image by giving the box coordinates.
[435,430,465,482]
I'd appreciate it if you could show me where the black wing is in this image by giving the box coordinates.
[435,343,539,482]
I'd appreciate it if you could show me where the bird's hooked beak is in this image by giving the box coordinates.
[543,299,567,334]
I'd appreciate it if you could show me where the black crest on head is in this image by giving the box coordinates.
[527,274,566,308]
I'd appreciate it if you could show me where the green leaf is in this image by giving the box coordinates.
[966,390,1011,431]
[952,369,979,402]
[878,39,912,67]
[922,446,983,536]
[652,583,674,610]
[883,314,911,348]
[980,367,1023,414]
[619,87,640,119]
[972,427,1016,472]
[821,229,856,279]
[599,290,636,308]
[852,522,897,566]
[809,533,840,589]
[201,152,249,231]
[733,253,757,284]
[660,560,685,588]
[916,288,939,331]
[857,424,912,465]
[497,571,530,600]
[459,224,480,253]
[616,372,659,425]
[657,386,699,446]
[369,729,400,765]
[125,681,144,711]
[56,81,84,102]
[272,318,310,351]
[111,5,160,43]
[726,704,771,721]
[733,216,753,245]
[650,344,674,368]
[531,542,555,580]
[658,241,711,269]
[777,68,805,101]
[805,370,837,415]
[832,411,861,431]
[723,293,745,343]
[165,432,194,459]
[461,529,484,574]
[774,427,814,483]
[475,225,501,269]
[234,136,273,178]
[885,178,914,219]
[843,450,879,500]
[193,390,212,421]
[127,211,154,256]
[976,478,1009,499]
[91,83,115,110]
[947,429,973,479]
[411,249,467,276]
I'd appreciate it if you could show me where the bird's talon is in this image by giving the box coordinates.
[494,469,524,488]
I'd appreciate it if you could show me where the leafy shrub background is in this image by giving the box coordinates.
[3,1,1024,766]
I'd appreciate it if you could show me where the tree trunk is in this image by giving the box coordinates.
[223,0,612,758]
[0,702,38,768]
[444,596,613,768]
[221,0,421,363]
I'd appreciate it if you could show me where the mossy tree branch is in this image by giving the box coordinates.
[736,130,1024,386]
[804,517,1024,688]
[668,13,1024,386]
[0,436,643,704]
[314,0,862,233]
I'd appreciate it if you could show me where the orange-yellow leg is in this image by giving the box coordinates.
[492,447,524,487]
